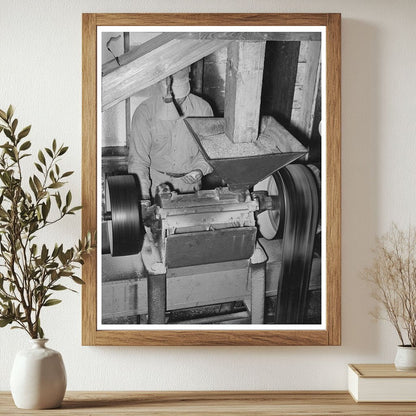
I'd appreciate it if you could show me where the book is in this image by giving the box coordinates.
[348,364,416,402]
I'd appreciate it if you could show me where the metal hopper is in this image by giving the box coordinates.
[185,117,307,191]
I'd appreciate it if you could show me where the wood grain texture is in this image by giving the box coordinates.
[103,32,321,76]
[82,13,98,346]
[325,13,342,346]
[102,38,229,110]
[184,32,322,41]
[350,364,416,378]
[102,32,183,76]
[1,391,416,415]
[290,40,321,138]
[82,13,341,346]
[95,13,329,26]
[261,41,300,128]
[224,41,266,143]
[85,329,330,346]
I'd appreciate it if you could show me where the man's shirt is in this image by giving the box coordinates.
[128,93,213,197]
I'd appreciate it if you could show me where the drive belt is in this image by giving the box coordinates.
[274,164,319,324]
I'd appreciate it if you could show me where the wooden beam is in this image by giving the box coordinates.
[261,41,300,128]
[190,59,204,95]
[224,41,266,143]
[102,38,230,111]
[123,32,131,151]
[101,30,320,78]
[102,32,185,76]
[290,40,321,139]
[182,31,321,42]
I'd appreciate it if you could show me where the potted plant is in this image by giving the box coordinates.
[363,223,416,370]
[0,106,94,408]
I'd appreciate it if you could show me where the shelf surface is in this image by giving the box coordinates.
[0,391,416,416]
[350,363,416,378]
[2,391,416,415]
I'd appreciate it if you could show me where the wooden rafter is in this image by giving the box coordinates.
[102,32,185,76]
[102,36,230,111]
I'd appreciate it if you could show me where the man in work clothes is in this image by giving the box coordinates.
[128,67,213,200]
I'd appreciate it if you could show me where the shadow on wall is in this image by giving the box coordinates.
[341,19,381,356]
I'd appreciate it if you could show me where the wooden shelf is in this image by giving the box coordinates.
[1,391,416,415]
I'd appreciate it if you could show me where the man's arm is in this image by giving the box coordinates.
[187,99,214,178]
[128,107,152,199]
[185,98,214,179]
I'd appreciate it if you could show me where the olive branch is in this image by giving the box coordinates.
[0,105,94,338]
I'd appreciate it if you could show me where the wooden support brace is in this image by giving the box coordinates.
[102,37,229,111]
[224,41,266,143]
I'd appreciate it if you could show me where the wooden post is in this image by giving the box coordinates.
[224,41,266,143]
[290,40,321,139]
[123,32,131,149]
[191,59,204,95]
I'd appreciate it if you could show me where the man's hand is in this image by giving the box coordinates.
[182,169,203,184]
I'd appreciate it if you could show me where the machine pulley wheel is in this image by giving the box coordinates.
[253,174,285,239]
[105,174,142,257]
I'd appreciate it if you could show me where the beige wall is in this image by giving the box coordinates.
[1,0,416,390]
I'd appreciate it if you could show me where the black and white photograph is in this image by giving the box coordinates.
[98,28,325,329]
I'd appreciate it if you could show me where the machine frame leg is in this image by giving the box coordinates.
[249,263,266,324]
[249,245,268,324]
[147,273,166,324]
[141,234,167,324]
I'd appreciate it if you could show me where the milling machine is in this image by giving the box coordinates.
[103,117,320,325]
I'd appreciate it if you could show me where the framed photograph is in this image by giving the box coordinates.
[82,13,341,346]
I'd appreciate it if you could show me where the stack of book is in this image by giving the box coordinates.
[348,364,416,402]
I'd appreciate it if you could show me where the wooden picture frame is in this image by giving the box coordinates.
[82,13,341,346]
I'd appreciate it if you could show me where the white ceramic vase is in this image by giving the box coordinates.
[394,345,416,371]
[10,339,67,409]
